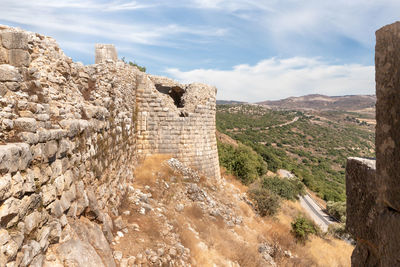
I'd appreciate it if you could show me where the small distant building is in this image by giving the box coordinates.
[95,44,118,64]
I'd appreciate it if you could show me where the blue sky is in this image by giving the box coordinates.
[0,0,399,101]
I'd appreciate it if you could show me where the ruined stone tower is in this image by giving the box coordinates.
[95,44,118,64]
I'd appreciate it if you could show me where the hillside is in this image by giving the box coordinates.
[216,104,375,202]
[258,94,376,116]
[111,155,353,266]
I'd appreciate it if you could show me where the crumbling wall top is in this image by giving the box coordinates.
[95,44,118,64]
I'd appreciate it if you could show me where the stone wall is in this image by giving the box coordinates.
[346,21,400,266]
[136,75,220,179]
[95,44,118,64]
[0,25,220,266]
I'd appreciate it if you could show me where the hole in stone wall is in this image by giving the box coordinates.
[155,84,185,108]
[180,111,188,117]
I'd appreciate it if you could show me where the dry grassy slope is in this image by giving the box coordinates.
[111,155,353,266]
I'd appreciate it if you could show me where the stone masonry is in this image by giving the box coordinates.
[136,75,220,179]
[95,44,118,64]
[0,25,220,266]
[346,21,400,266]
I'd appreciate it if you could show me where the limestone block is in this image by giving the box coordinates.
[1,31,29,49]
[0,173,11,201]
[24,211,42,234]
[0,64,21,82]
[8,49,30,67]
[54,239,106,267]
[0,143,32,173]
[0,46,8,64]
[95,44,117,64]
[18,132,39,144]
[20,240,41,267]
[43,140,58,160]
[42,184,56,206]
[14,117,37,133]
[0,197,20,227]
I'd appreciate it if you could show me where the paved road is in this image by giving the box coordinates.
[299,194,336,232]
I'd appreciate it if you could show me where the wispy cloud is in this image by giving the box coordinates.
[0,0,227,46]
[166,57,375,102]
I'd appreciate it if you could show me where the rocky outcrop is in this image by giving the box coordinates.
[346,21,400,266]
[0,25,219,266]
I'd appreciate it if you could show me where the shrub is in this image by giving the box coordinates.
[248,188,280,217]
[129,61,146,72]
[326,201,346,222]
[291,216,319,243]
[218,142,266,185]
[262,176,305,201]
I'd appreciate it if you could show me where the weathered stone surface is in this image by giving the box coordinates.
[0,173,12,201]
[43,140,58,160]
[1,31,29,49]
[0,25,220,266]
[0,65,21,82]
[69,217,116,267]
[20,240,41,267]
[0,197,20,228]
[42,184,56,206]
[8,49,30,67]
[0,143,32,173]
[14,118,37,133]
[56,239,105,267]
[95,44,117,64]
[24,211,42,234]
[0,46,8,64]
[347,21,400,267]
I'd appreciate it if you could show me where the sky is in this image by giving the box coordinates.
[0,0,399,101]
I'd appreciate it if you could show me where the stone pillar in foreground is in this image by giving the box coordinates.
[346,21,400,266]
[95,44,117,64]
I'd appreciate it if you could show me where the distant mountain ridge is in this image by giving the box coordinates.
[258,94,376,112]
[216,100,247,105]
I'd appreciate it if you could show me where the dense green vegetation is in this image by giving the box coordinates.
[248,188,281,216]
[291,216,319,243]
[218,142,266,184]
[326,201,346,223]
[217,104,375,202]
[262,176,305,201]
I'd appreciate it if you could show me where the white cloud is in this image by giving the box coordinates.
[166,57,375,102]
[0,0,227,47]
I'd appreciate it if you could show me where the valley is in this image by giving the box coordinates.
[216,97,375,203]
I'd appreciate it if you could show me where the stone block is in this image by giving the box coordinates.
[0,46,8,64]
[0,64,21,82]
[346,158,377,240]
[375,21,400,212]
[1,31,29,49]
[0,143,32,173]
[95,44,117,64]
[8,49,30,67]
[14,118,37,133]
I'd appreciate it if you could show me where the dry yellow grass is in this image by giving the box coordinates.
[120,156,353,266]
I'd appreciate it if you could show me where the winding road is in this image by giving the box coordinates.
[266,116,299,130]
[299,194,336,232]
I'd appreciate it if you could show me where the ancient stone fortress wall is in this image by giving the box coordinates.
[0,25,220,266]
[346,21,400,266]
[136,74,220,179]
